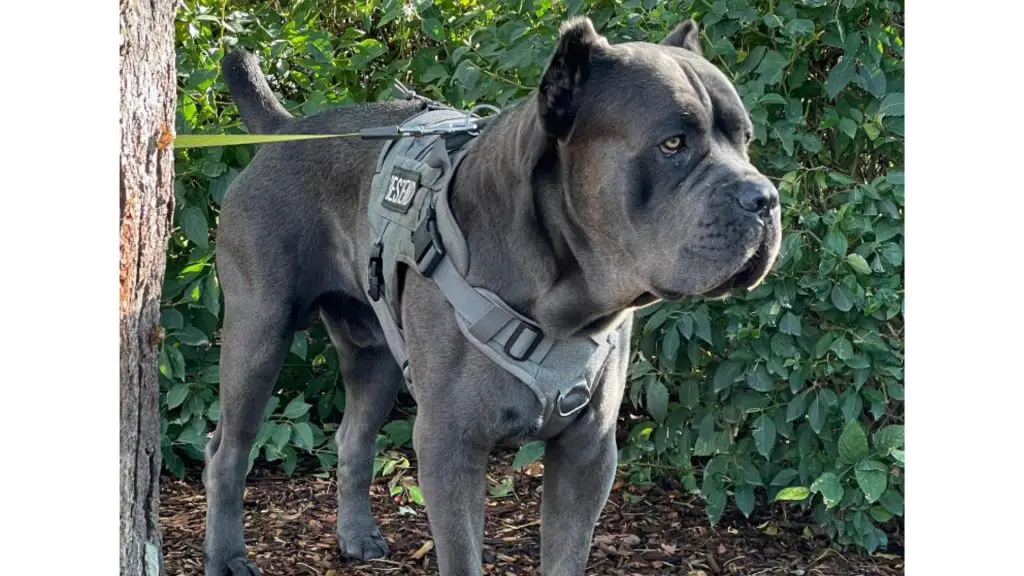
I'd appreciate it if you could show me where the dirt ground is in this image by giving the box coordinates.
[160,449,903,576]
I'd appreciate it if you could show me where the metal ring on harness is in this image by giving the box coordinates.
[556,378,592,418]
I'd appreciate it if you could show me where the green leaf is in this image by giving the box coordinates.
[698,412,716,444]
[841,392,863,422]
[808,395,827,434]
[872,425,905,455]
[879,92,905,117]
[811,472,845,509]
[825,57,856,99]
[762,14,783,29]
[159,345,172,379]
[814,333,837,359]
[756,50,789,84]
[676,314,694,340]
[420,17,443,41]
[844,354,871,370]
[879,489,904,516]
[839,118,858,139]
[838,420,869,464]
[200,364,219,384]
[272,423,292,451]
[830,284,854,312]
[855,460,889,503]
[203,273,221,315]
[779,312,802,336]
[880,243,903,267]
[283,394,311,419]
[734,457,763,486]
[859,65,887,100]
[863,122,881,141]
[383,419,414,448]
[166,383,189,410]
[164,447,185,478]
[831,336,854,360]
[646,380,669,424]
[734,484,755,518]
[179,205,209,249]
[679,379,701,409]
[512,441,545,470]
[891,449,905,464]
[292,422,314,452]
[713,361,744,392]
[770,332,797,358]
[693,306,713,344]
[824,229,848,256]
[161,309,184,330]
[488,476,515,498]
[282,447,298,475]
[704,483,727,525]
[787,392,810,422]
[870,506,893,523]
[172,326,209,347]
[784,19,815,37]
[752,414,777,458]
[773,486,810,502]
[290,332,308,360]
[662,327,680,365]
[735,45,767,77]
[770,468,799,486]
[407,484,426,506]
[846,253,872,275]
[745,366,774,393]
[207,399,220,422]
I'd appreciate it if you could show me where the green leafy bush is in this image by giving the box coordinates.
[163,0,903,554]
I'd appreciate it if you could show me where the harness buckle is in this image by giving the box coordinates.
[367,242,384,301]
[504,322,543,361]
[412,205,445,276]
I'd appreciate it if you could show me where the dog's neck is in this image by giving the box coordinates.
[448,99,641,339]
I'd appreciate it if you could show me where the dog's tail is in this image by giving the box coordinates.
[221,50,293,134]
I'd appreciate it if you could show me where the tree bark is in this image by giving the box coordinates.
[120,0,176,574]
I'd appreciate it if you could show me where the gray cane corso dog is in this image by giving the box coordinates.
[203,15,780,576]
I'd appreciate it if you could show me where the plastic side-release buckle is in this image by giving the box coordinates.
[367,242,384,301]
[412,205,445,276]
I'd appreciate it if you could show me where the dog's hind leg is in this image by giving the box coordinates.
[203,297,294,576]
[321,306,401,560]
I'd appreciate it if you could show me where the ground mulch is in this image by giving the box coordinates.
[160,449,903,576]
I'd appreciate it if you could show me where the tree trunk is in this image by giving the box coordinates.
[120,0,176,574]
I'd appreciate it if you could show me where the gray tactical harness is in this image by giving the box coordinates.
[364,105,627,427]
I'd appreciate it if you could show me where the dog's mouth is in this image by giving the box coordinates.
[700,237,778,300]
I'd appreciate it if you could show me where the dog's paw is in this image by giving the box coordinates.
[338,527,389,560]
[206,556,261,576]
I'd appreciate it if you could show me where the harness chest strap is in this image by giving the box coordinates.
[364,107,627,422]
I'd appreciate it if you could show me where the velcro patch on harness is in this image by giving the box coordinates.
[382,166,421,213]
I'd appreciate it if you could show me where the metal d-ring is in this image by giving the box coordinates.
[556,379,592,418]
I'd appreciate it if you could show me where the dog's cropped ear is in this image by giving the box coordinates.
[660,19,702,56]
[537,17,604,140]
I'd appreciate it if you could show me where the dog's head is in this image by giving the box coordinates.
[535,17,781,304]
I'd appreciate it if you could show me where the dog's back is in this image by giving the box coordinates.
[215,51,424,327]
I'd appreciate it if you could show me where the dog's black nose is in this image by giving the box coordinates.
[734,181,779,214]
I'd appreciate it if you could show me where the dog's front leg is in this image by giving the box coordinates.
[538,415,618,575]
[413,413,489,576]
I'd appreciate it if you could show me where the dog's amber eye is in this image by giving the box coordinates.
[660,135,685,154]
